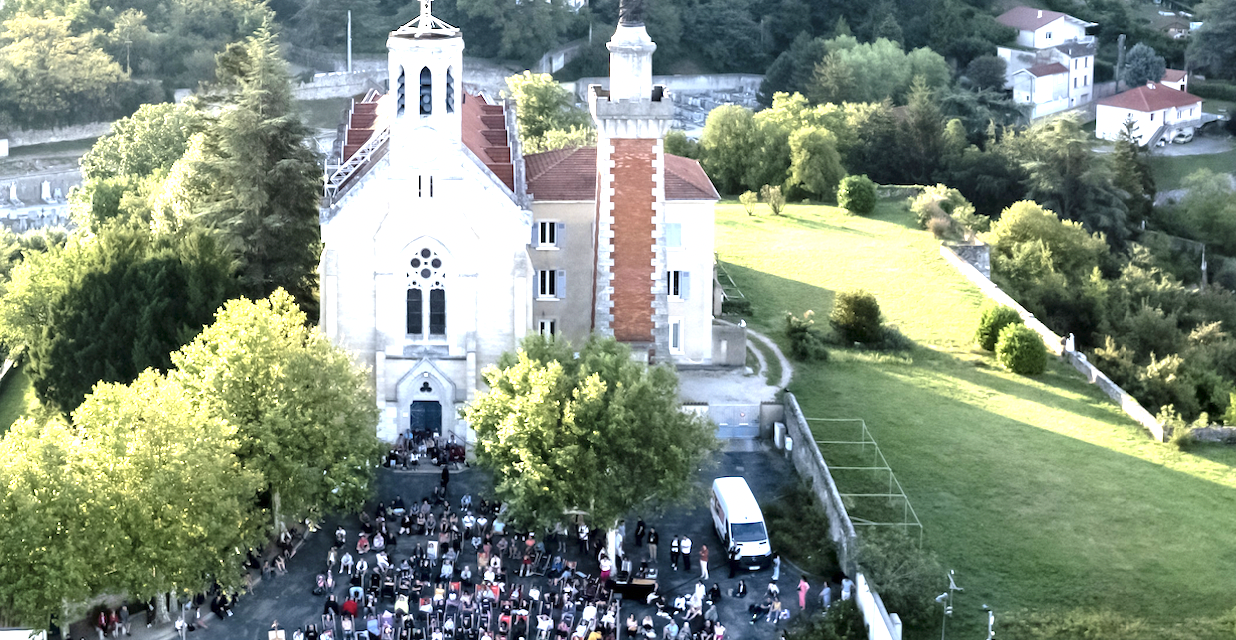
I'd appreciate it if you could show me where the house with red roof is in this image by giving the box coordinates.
[1095,82,1204,146]
[317,0,728,441]
[1160,69,1188,92]
[996,6,1097,118]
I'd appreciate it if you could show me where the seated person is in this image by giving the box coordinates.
[356,534,370,555]
[355,558,368,576]
[671,595,686,615]
[394,594,410,615]
[376,552,391,571]
[373,533,385,552]
[460,565,474,587]
[342,597,360,617]
[732,579,747,598]
[625,615,638,636]
[439,560,454,580]
[707,584,722,606]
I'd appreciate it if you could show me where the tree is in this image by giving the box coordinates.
[505,71,592,152]
[170,291,383,528]
[758,33,827,106]
[808,36,949,105]
[1122,42,1166,88]
[700,105,756,194]
[898,78,945,184]
[1000,116,1131,244]
[836,174,876,215]
[789,126,844,199]
[0,14,128,127]
[739,191,758,215]
[855,529,943,627]
[966,55,1007,91]
[663,130,699,159]
[761,184,786,215]
[1110,121,1155,227]
[0,223,236,413]
[189,24,323,311]
[463,335,717,531]
[830,289,882,343]
[455,0,576,63]
[985,201,1110,284]
[1187,0,1236,80]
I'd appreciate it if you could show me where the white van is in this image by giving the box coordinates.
[709,477,772,570]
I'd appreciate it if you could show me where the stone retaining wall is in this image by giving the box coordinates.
[939,244,1166,441]
[4,122,112,148]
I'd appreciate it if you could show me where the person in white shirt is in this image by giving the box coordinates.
[678,536,692,572]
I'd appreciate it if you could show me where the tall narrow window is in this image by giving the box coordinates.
[406,288,423,335]
[407,247,446,339]
[429,289,446,335]
[445,68,455,113]
[419,67,433,115]
[397,67,406,116]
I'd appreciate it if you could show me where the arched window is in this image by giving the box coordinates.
[406,247,445,337]
[397,66,406,116]
[419,67,432,115]
[445,67,455,113]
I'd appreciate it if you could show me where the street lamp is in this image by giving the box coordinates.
[938,569,963,640]
[982,604,995,640]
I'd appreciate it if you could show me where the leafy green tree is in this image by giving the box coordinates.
[809,36,949,105]
[190,24,322,310]
[830,288,882,343]
[663,130,699,159]
[966,54,1006,91]
[463,334,717,530]
[700,105,757,194]
[1110,121,1155,227]
[854,529,943,627]
[758,33,827,106]
[739,190,758,215]
[456,0,575,64]
[170,291,383,528]
[1187,0,1236,80]
[505,71,592,152]
[0,223,236,413]
[898,78,944,184]
[788,126,844,199]
[1122,42,1166,88]
[1177,169,1236,256]
[0,14,128,127]
[70,371,264,600]
[1000,116,1131,244]
[836,174,876,215]
[985,201,1110,284]
[975,303,1024,351]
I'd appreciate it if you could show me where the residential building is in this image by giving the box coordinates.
[317,0,729,442]
[1160,69,1188,92]
[997,6,1097,118]
[1095,82,1203,146]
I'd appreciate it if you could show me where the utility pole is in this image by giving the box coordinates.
[1115,33,1126,91]
[347,10,353,73]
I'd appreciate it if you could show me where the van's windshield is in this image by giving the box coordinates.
[731,522,768,543]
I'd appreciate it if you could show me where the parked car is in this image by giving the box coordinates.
[1172,131,1194,144]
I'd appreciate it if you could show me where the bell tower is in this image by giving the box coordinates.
[386,0,464,168]
[588,0,675,361]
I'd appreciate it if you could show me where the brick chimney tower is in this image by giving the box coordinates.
[589,0,675,361]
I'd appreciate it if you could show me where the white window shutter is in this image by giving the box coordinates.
[535,271,541,299]
[531,222,539,248]
[556,222,566,246]
[681,272,690,300]
[556,270,566,299]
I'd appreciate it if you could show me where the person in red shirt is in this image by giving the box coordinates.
[341,597,359,618]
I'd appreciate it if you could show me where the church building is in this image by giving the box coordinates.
[318,0,732,442]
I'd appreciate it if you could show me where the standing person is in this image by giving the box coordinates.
[679,535,692,573]
[578,523,590,554]
[841,577,854,601]
[797,576,810,611]
[647,528,659,562]
[771,553,781,582]
[441,465,450,490]
[699,545,710,580]
[669,536,681,571]
[727,544,740,579]
[820,583,832,611]
[119,605,131,636]
[634,519,646,547]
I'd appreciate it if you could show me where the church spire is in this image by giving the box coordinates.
[393,0,459,38]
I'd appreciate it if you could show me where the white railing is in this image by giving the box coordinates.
[324,126,390,201]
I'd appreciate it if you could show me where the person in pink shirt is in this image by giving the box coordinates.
[797,576,810,610]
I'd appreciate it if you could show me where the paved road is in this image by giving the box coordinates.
[67,446,832,640]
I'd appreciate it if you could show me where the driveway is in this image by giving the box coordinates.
[1149,133,1234,156]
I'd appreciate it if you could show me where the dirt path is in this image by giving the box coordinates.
[747,328,793,389]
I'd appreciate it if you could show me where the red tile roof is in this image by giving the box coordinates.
[460,92,515,191]
[1162,69,1187,83]
[1024,62,1068,77]
[524,147,719,202]
[1098,83,1202,112]
[996,6,1069,31]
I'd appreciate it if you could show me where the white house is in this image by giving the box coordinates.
[997,6,1096,116]
[1095,82,1204,146]
[317,0,730,442]
[1160,69,1188,92]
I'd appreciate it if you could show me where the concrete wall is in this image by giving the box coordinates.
[4,121,112,148]
[939,243,1167,441]
[711,319,747,366]
[781,393,902,640]
[564,73,764,101]
[293,70,388,101]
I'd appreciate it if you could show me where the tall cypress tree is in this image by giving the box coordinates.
[194,22,322,314]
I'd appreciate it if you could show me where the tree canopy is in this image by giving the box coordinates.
[464,335,717,530]
[504,71,594,153]
[1122,42,1165,88]
[1187,0,1236,79]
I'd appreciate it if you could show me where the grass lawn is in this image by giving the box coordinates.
[1148,147,1236,191]
[715,201,1236,637]
[0,366,36,436]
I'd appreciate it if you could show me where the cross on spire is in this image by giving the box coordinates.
[394,0,459,37]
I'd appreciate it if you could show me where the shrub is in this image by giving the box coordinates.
[836,174,877,215]
[785,599,864,640]
[830,290,882,344]
[760,184,786,215]
[721,297,752,315]
[908,184,982,232]
[739,191,758,215]
[975,304,1024,351]
[926,215,955,239]
[785,311,830,361]
[856,529,943,628]
[995,324,1047,375]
